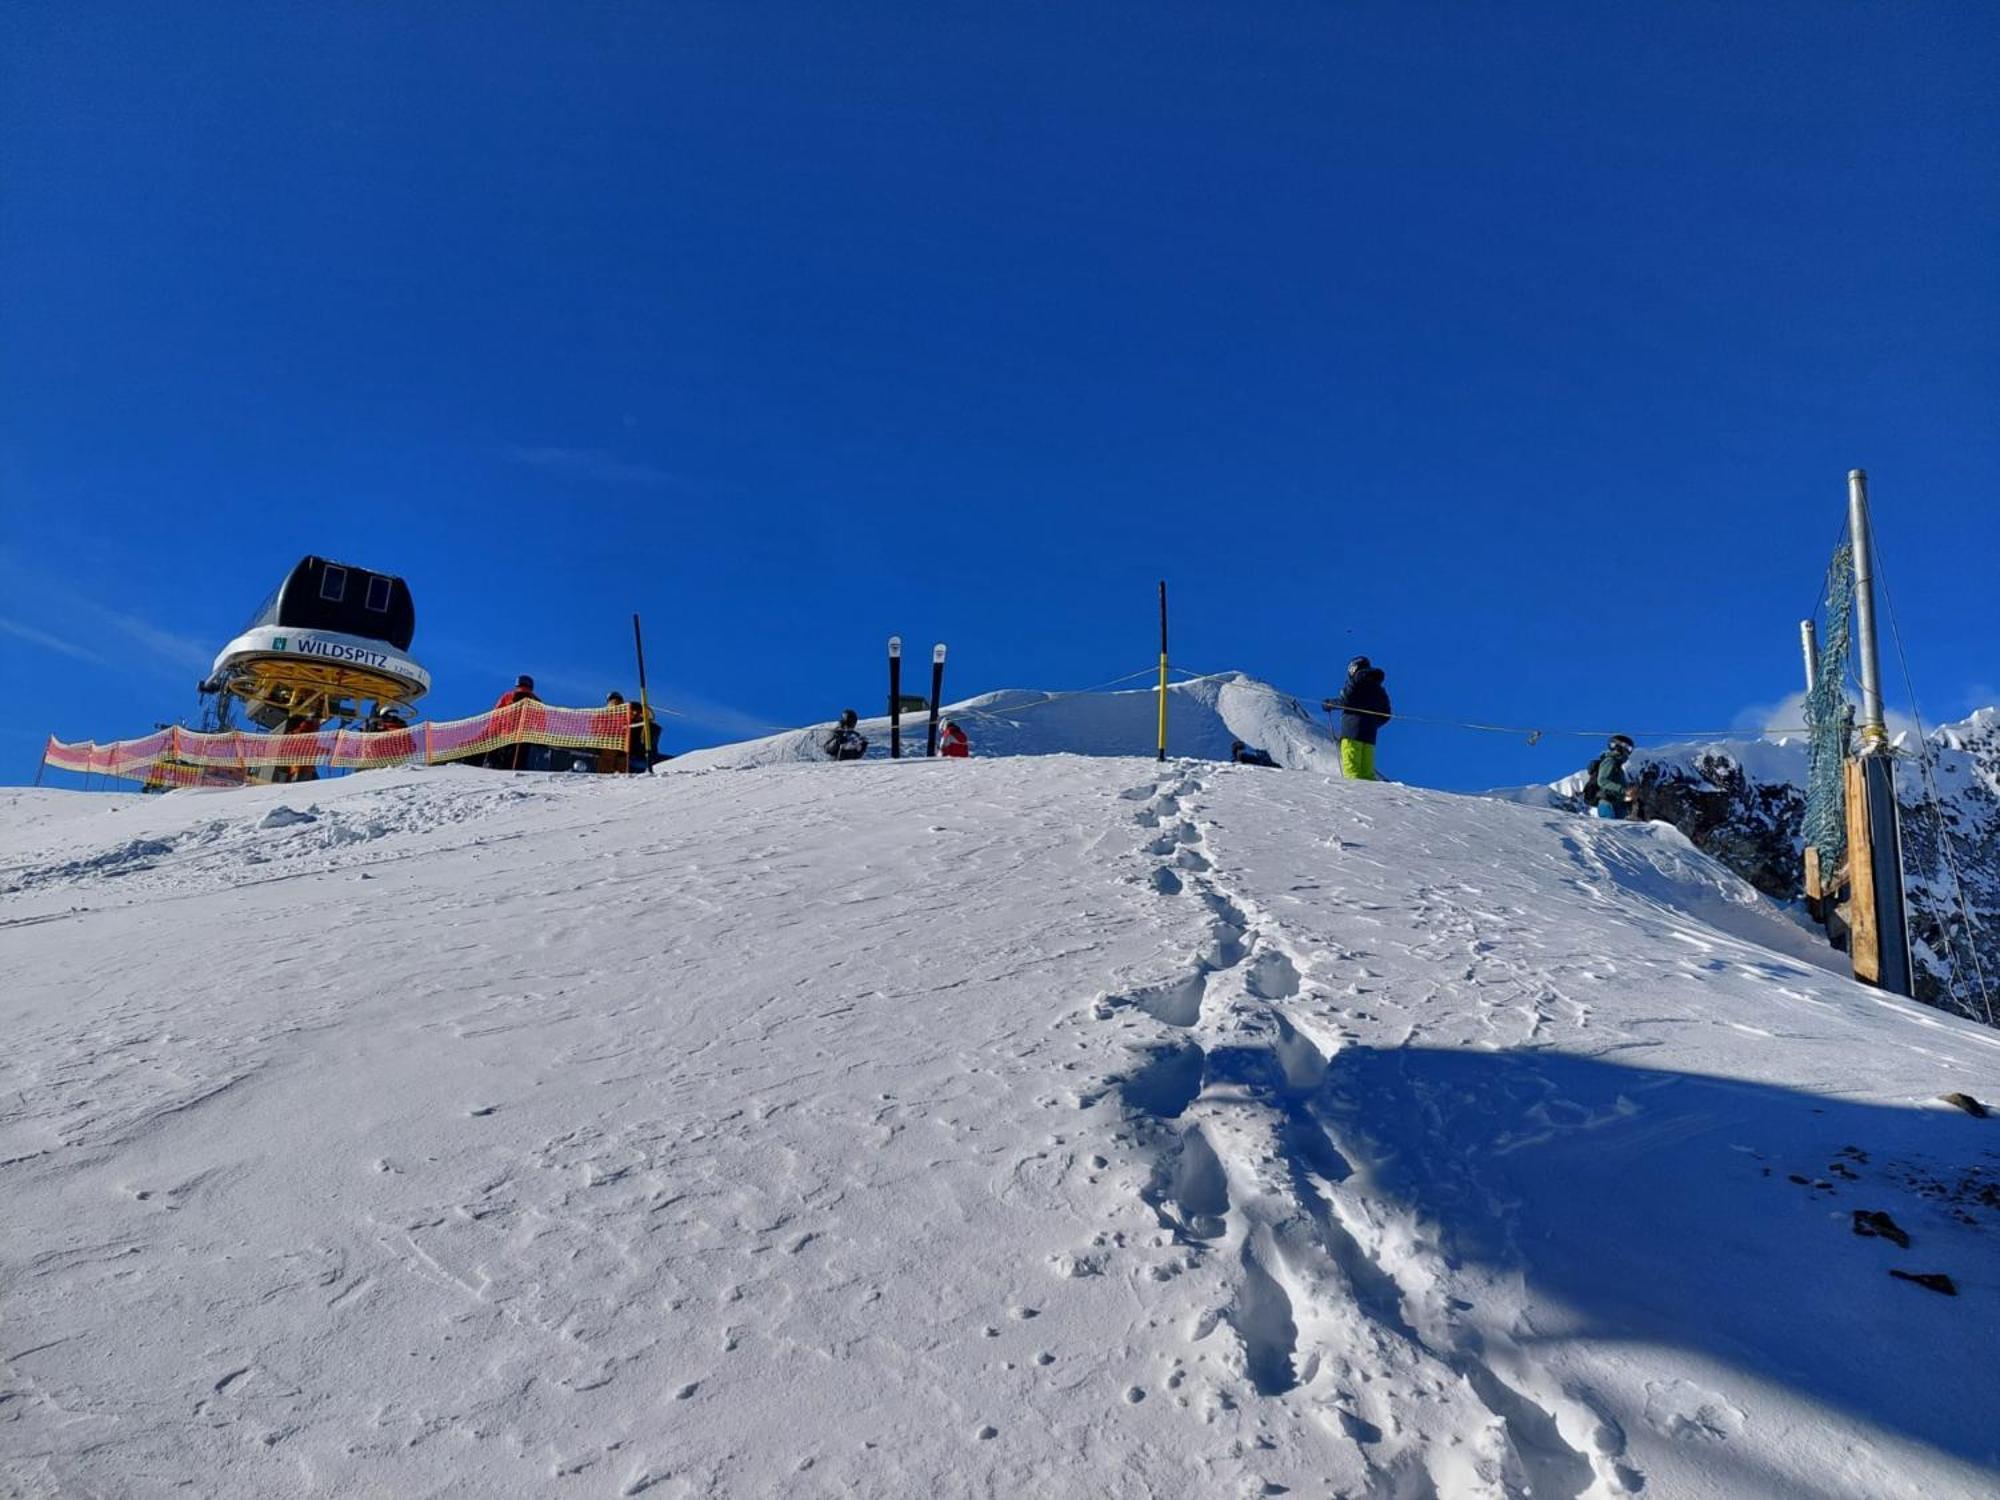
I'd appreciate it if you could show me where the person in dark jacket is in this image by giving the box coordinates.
[1230,739,1278,768]
[1589,734,1637,819]
[603,691,661,772]
[1321,656,1390,780]
[823,709,869,762]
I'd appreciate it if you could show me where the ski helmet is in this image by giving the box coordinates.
[1346,655,1372,678]
[841,708,858,728]
[1608,734,1635,755]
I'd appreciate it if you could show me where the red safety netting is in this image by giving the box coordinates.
[44,702,632,787]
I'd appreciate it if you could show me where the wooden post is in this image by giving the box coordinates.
[1844,759,1883,985]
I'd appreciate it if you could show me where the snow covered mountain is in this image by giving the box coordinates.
[667,671,1342,773]
[4,757,1997,1498]
[1501,712,2000,1026]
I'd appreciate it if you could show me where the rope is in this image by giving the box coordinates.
[943,665,1165,728]
[1874,531,1995,1028]
[1168,667,1808,744]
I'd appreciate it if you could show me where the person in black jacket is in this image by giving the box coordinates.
[1321,656,1391,780]
[823,709,869,762]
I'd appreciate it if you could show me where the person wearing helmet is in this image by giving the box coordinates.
[1321,655,1391,780]
[1589,734,1638,818]
[1230,739,1278,768]
[939,720,971,758]
[823,708,869,761]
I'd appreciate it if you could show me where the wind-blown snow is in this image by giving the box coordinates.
[3,760,1997,1498]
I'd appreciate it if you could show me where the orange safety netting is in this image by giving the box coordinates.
[43,701,633,786]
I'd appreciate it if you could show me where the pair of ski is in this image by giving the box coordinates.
[887,637,947,757]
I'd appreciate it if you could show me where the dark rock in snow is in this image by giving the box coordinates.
[1888,1270,1957,1296]
[1851,1209,1910,1249]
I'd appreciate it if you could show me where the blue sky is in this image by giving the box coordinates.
[4,3,1995,792]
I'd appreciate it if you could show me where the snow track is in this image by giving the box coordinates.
[3,763,1997,1498]
[1101,770,1614,1498]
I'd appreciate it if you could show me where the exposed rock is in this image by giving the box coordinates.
[1888,1270,1957,1296]
[1851,1209,1910,1249]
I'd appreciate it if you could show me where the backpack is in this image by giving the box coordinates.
[1581,757,1602,806]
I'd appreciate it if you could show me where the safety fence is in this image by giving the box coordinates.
[43,701,632,789]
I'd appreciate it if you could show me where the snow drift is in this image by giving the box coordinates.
[665,671,1342,773]
[3,758,1997,1498]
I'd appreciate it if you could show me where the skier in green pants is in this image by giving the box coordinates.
[1322,656,1391,780]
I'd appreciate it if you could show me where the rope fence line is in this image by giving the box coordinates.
[1166,666,1810,745]
[43,701,632,788]
[44,661,1840,792]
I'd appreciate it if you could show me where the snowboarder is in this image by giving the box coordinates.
[1586,734,1637,819]
[1231,740,1278,768]
[823,709,869,762]
[939,721,971,758]
[1322,656,1390,781]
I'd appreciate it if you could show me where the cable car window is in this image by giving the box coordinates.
[320,565,348,603]
[365,575,392,612]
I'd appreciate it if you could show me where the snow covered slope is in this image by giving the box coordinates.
[666,670,1342,773]
[4,762,1998,1499]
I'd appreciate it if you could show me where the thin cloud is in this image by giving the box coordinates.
[504,446,692,491]
[0,616,108,665]
[649,687,793,740]
[0,554,214,676]
[1734,689,1918,743]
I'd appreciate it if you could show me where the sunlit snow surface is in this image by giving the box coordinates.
[3,759,1997,1498]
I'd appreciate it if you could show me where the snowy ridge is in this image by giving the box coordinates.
[3,761,1998,1498]
[1491,711,2000,1022]
[663,670,1342,773]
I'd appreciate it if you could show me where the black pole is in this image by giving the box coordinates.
[889,636,903,759]
[1157,580,1168,762]
[927,644,947,757]
[632,612,654,774]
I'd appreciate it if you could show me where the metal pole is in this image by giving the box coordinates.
[1799,620,1819,695]
[1848,470,1888,751]
[632,613,654,773]
[927,644,946,757]
[1843,470,1913,997]
[888,636,902,759]
[1156,581,1169,762]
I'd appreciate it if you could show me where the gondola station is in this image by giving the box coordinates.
[201,556,431,730]
[41,556,631,787]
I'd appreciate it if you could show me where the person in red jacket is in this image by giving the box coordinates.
[488,675,542,769]
[939,720,970,758]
